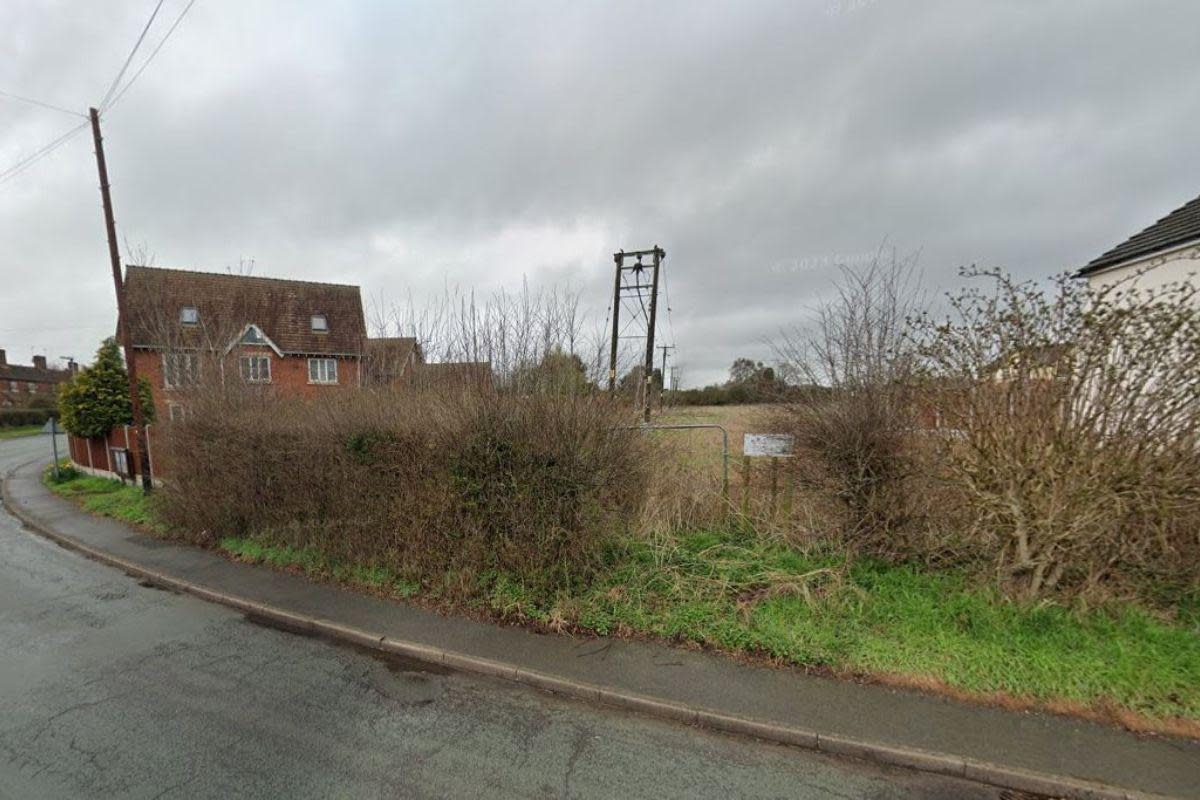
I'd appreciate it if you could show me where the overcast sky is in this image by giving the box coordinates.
[2,0,1197,386]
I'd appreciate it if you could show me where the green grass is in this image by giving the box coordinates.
[551,531,1200,724]
[0,425,44,440]
[214,526,1200,726]
[43,466,1200,728]
[219,537,421,597]
[44,465,165,533]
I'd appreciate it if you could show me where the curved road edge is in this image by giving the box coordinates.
[0,455,1167,800]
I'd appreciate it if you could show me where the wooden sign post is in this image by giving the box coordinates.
[742,434,795,524]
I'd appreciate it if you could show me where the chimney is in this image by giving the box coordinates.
[32,355,47,370]
[68,359,79,374]
[0,349,5,366]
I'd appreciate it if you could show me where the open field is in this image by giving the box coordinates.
[45,466,1200,737]
[658,403,770,452]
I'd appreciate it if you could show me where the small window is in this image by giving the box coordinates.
[8,380,18,392]
[180,307,199,325]
[311,314,328,332]
[168,403,186,422]
[240,355,272,384]
[308,357,338,384]
[163,353,200,388]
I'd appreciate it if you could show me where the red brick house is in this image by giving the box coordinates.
[122,265,368,423]
[67,266,367,482]
[0,349,73,408]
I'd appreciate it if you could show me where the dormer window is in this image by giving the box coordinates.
[180,306,199,325]
[311,314,328,332]
[240,325,267,345]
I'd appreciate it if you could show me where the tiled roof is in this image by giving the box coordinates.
[0,364,70,383]
[1079,193,1200,276]
[411,361,493,390]
[122,266,366,356]
[363,337,421,384]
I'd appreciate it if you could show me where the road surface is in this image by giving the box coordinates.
[0,434,1006,799]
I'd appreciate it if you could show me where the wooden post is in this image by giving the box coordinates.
[740,454,751,522]
[50,418,60,480]
[782,467,794,523]
[641,247,662,423]
[608,252,622,393]
[769,456,779,520]
[90,107,152,492]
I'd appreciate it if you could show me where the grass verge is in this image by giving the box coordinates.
[43,464,165,533]
[0,425,45,440]
[42,467,1200,736]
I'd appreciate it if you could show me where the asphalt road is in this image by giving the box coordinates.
[0,434,1007,799]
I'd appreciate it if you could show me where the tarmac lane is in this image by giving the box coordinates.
[0,434,1007,799]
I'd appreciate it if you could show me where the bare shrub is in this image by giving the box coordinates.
[772,249,934,550]
[376,282,613,394]
[912,268,1200,600]
[158,388,650,594]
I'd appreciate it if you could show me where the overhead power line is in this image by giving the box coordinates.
[0,0,198,190]
[0,89,86,119]
[106,0,199,112]
[98,0,167,111]
[0,121,90,187]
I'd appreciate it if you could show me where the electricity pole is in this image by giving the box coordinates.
[608,251,622,393]
[607,246,665,423]
[89,107,153,492]
[641,247,661,423]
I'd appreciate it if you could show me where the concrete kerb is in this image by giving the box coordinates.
[0,466,1170,800]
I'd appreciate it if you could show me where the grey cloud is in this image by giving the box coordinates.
[2,0,1197,384]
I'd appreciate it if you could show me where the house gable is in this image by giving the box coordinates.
[227,323,284,356]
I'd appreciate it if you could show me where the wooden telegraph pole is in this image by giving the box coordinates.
[89,107,153,492]
[608,251,623,393]
[640,247,662,423]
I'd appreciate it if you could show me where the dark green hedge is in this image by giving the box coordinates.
[0,408,57,428]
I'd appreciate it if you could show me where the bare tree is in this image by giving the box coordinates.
[773,247,927,545]
[379,281,605,394]
[912,268,1200,599]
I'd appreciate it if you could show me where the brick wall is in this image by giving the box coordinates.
[134,347,361,423]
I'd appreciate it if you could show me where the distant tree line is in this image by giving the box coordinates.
[669,357,821,406]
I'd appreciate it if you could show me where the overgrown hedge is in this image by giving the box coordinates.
[158,390,650,595]
[0,408,56,428]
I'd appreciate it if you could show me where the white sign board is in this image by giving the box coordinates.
[743,433,794,458]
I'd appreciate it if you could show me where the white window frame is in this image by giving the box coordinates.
[239,354,272,384]
[167,402,186,422]
[163,352,199,389]
[311,314,328,332]
[308,357,338,385]
[180,306,200,325]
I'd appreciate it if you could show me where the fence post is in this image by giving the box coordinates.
[769,456,778,519]
[740,455,751,522]
[50,418,60,480]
